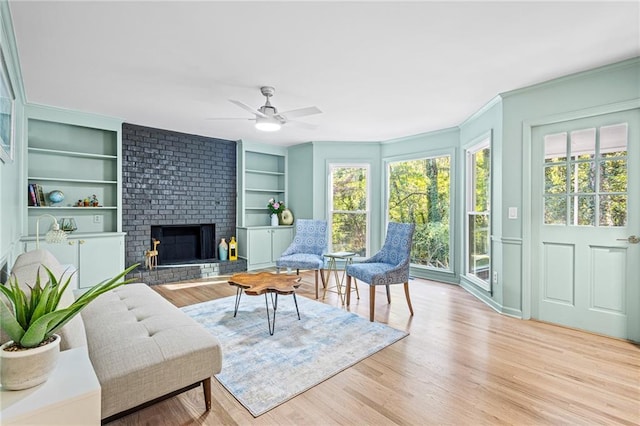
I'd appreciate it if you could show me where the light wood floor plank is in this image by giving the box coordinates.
[107,271,640,425]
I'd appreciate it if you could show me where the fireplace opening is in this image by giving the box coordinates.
[150,224,215,265]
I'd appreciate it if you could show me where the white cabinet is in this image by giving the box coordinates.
[24,233,125,288]
[238,227,294,270]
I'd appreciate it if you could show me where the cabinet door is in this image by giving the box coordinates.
[25,241,79,267]
[247,229,274,267]
[271,228,293,262]
[77,237,124,288]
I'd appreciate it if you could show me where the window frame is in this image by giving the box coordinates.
[327,162,371,256]
[384,151,454,272]
[464,134,492,291]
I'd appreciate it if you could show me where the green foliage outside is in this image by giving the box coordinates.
[388,156,451,269]
[543,137,627,226]
[331,167,368,256]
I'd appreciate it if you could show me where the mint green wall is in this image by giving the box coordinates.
[286,142,313,220]
[0,1,26,274]
[284,58,638,320]
[500,57,640,319]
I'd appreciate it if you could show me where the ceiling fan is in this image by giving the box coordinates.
[211,86,322,132]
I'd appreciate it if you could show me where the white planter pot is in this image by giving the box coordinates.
[270,214,279,227]
[0,334,61,390]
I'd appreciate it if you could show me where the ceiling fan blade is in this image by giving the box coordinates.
[286,119,318,130]
[229,99,267,118]
[277,106,322,119]
[206,117,255,121]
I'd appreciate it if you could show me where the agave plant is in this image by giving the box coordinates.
[0,263,139,349]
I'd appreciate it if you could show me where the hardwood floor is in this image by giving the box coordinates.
[107,271,640,425]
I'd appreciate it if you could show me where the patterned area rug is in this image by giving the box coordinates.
[182,294,408,417]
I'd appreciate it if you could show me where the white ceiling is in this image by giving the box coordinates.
[8,1,640,147]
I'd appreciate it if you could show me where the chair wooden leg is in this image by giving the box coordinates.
[404,282,414,316]
[369,286,376,322]
[385,284,391,303]
[202,377,212,411]
[314,270,319,299]
[346,275,351,306]
[320,268,327,288]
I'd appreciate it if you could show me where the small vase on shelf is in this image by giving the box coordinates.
[270,214,279,227]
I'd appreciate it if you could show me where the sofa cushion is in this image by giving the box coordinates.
[81,283,222,419]
[3,249,87,351]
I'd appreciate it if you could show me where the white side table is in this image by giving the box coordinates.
[0,347,101,425]
[323,251,360,304]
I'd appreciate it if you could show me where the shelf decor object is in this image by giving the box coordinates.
[48,190,65,204]
[59,217,77,233]
[219,238,228,261]
[36,214,67,249]
[279,208,294,225]
[267,198,285,227]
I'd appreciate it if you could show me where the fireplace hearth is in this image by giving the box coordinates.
[150,224,215,265]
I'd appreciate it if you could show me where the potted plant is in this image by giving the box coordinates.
[0,263,138,390]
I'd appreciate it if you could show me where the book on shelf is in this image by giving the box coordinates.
[35,184,47,206]
[28,184,38,206]
[28,183,48,207]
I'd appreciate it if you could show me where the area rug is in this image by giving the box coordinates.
[182,294,408,417]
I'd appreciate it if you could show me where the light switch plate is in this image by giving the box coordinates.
[508,207,518,219]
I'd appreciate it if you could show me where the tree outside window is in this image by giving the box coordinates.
[387,155,451,270]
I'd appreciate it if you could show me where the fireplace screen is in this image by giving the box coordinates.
[150,224,215,265]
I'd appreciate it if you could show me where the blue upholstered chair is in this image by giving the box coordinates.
[345,222,415,322]
[276,219,327,299]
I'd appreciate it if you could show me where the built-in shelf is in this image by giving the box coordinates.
[28,147,118,160]
[245,168,285,176]
[246,188,285,193]
[28,177,117,184]
[26,110,121,236]
[28,206,118,210]
[238,144,287,228]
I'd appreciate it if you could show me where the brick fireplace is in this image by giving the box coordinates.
[122,123,246,284]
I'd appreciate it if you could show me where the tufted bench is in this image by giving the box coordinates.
[81,284,222,422]
[6,249,222,423]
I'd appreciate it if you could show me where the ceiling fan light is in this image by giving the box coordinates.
[255,118,281,132]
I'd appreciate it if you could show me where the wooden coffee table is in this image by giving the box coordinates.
[228,272,302,335]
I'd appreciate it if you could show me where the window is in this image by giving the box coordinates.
[387,155,452,270]
[543,123,628,227]
[328,164,369,256]
[466,138,491,288]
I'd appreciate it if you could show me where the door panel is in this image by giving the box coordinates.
[532,109,639,341]
[543,243,575,305]
[591,246,625,313]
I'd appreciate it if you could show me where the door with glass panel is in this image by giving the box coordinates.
[532,109,639,340]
